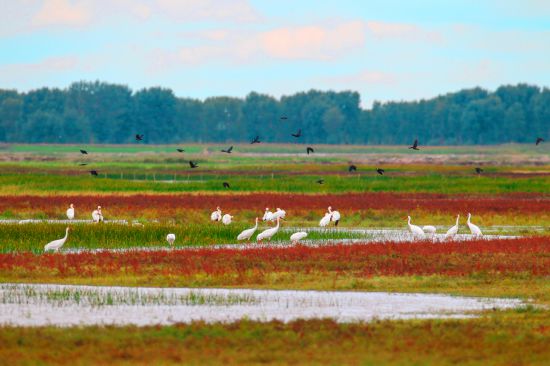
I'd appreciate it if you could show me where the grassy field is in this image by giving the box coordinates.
[1,143,549,365]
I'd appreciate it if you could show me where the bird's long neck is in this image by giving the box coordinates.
[64,229,69,240]
[254,219,258,229]
[275,218,280,229]
[408,217,411,225]
[467,214,471,224]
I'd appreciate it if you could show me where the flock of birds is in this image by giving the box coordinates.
[407,213,482,240]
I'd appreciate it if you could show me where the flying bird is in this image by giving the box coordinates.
[348,165,357,172]
[79,163,88,166]
[176,148,185,153]
[189,161,199,168]
[223,182,230,189]
[409,139,419,150]
[221,146,233,153]
[306,147,314,155]
[250,136,261,144]
[280,116,288,120]
[376,168,385,175]
[291,129,302,138]
[90,170,98,176]
[80,149,88,155]
[316,179,324,185]
[475,167,484,174]
[135,134,144,141]
[536,137,544,145]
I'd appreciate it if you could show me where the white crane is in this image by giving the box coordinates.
[210,207,222,222]
[445,215,460,240]
[290,231,308,244]
[262,208,274,223]
[44,227,70,252]
[407,216,425,239]
[91,206,103,223]
[422,225,436,235]
[257,217,280,242]
[328,206,341,226]
[237,218,259,242]
[222,214,233,225]
[271,208,286,220]
[319,212,332,227]
[66,204,75,220]
[467,213,483,237]
[166,233,176,246]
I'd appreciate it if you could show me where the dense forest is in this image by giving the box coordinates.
[0,82,547,145]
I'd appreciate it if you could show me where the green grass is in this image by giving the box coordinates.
[1,312,549,365]
[0,223,364,253]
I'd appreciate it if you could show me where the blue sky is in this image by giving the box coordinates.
[0,0,548,106]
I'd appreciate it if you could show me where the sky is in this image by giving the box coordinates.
[0,0,549,107]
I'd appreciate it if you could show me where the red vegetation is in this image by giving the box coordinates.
[1,192,549,215]
[2,237,549,278]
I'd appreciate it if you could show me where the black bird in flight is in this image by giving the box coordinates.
[376,168,385,175]
[475,167,484,174]
[80,149,88,154]
[223,182,230,189]
[135,134,144,141]
[189,161,199,168]
[79,163,88,166]
[90,170,99,176]
[291,129,302,138]
[536,137,544,145]
[176,148,185,153]
[316,179,324,184]
[306,147,314,155]
[409,139,419,150]
[221,146,233,153]
[280,116,288,120]
[348,165,357,172]
[250,136,261,144]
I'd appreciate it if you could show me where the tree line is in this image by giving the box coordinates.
[0,81,547,145]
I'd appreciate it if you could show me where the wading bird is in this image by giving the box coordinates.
[221,146,233,153]
[166,233,176,246]
[291,129,302,138]
[409,139,420,150]
[407,216,424,238]
[348,165,357,172]
[422,225,436,236]
[90,170,98,176]
[262,208,274,223]
[211,207,222,222]
[475,167,483,174]
[316,179,324,184]
[44,227,70,252]
[92,206,103,223]
[80,149,88,154]
[272,208,286,220]
[306,147,314,155]
[177,148,185,152]
[189,161,198,168]
[222,214,233,225]
[445,214,460,240]
[237,218,259,242]
[250,136,261,144]
[66,204,75,220]
[319,212,332,227]
[376,168,385,175]
[290,231,308,244]
[536,137,544,145]
[79,163,88,166]
[223,182,230,189]
[257,217,280,242]
[467,213,482,237]
[328,206,341,226]
[135,134,144,141]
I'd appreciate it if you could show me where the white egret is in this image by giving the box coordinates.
[92,206,103,223]
[66,204,75,220]
[237,218,259,242]
[257,217,280,242]
[44,227,70,252]
[290,231,308,244]
[467,213,483,237]
[166,233,176,246]
[407,216,425,238]
[210,207,222,222]
[328,206,341,226]
[222,214,233,225]
[445,215,460,240]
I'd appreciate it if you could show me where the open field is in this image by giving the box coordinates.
[1,143,549,365]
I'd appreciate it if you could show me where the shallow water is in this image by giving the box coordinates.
[0,284,524,327]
